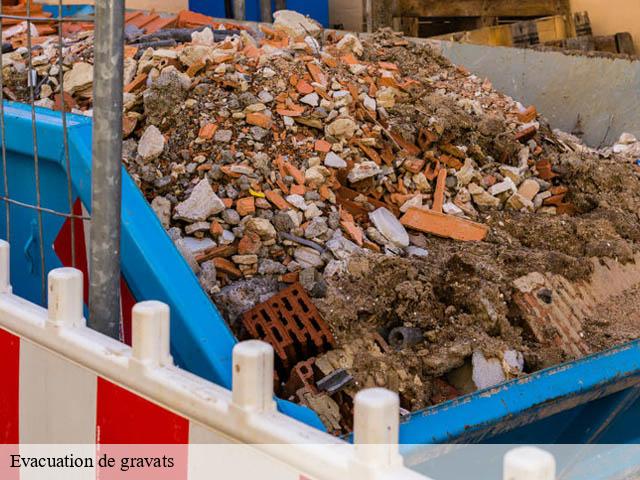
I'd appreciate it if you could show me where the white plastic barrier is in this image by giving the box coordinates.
[0,240,428,480]
[0,238,557,480]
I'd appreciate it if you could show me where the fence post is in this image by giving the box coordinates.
[232,340,276,413]
[353,388,403,470]
[0,240,10,293]
[233,0,246,20]
[131,301,172,368]
[260,0,272,22]
[89,0,125,339]
[47,268,84,328]
[504,447,556,480]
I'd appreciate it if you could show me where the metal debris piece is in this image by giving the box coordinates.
[316,368,354,395]
[388,326,423,350]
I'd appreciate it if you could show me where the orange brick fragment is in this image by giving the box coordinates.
[238,232,261,255]
[236,197,255,216]
[517,105,537,123]
[284,162,305,185]
[124,45,138,59]
[210,220,224,237]
[306,63,327,86]
[341,53,359,65]
[281,272,300,283]
[296,79,314,95]
[213,257,242,278]
[124,73,147,93]
[340,220,363,246]
[290,184,306,196]
[439,154,463,170]
[222,198,234,208]
[186,59,206,77]
[401,208,488,242]
[315,139,331,153]
[198,123,217,140]
[319,185,333,201]
[432,168,446,214]
[246,112,273,129]
[243,44,261,58]
[379,61,399,71]
[265,190,290,210]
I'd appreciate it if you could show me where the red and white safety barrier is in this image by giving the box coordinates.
[0,238,557,480]
[0,240,428,480]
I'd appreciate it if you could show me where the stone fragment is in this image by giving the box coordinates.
[469,183,500,208]
[273,9,322,38]
[348,161,381,183]
[361,94,376,111]
[191,27,214,45]
[499,165,523,185]
[219,230,236,245]
[325,117,357,139]
[305,165,329,187]
[151,196,171,228]
[181,235,215,253]
[63,62,93,95]
[488,177,517,196]
[214,129,233,143]
[442,202,464,216]
[405,246,429,257]
[174,179,225,222]
[399,195,422,213]
[369,207,409,247]
[198,260,218,294]
[324,152,347,168]
[326,233,361,260]
[506,192,534,211]
[294,246,324,268]
[285,194,307,210]
[300,92,319,107]
[222,209,241,225]
[185,221,210,234]
[232,254,258,265]
[137,125,165,160]
[245,217,277,240]
[375,87,397,108]
[336,33,364,56]
[517,179,541,201]
[456,158,476,187]
[305,217,328,239]
[213,277,280,324]
[304,204,323,219]
[472,351,506,390]
[258,259,287,275]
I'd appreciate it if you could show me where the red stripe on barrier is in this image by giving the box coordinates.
[53,199,90,302]
[54,198,136,346]
[96,378,189,479]
[96,378,189,444]
[0,328,19,444]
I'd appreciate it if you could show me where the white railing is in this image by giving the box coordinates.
[0,239,556,479]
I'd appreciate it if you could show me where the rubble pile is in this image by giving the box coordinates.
[4,10,640,433]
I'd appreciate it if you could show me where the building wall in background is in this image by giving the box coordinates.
[571,0,640,51]
[329,0,363,31]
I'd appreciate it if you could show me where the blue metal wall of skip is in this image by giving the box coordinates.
[2,102,640,446]
[187,0,330,27]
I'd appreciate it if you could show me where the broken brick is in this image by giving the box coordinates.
[265,190,290,210]
[246,112,273,129]
[236,197,255,216]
